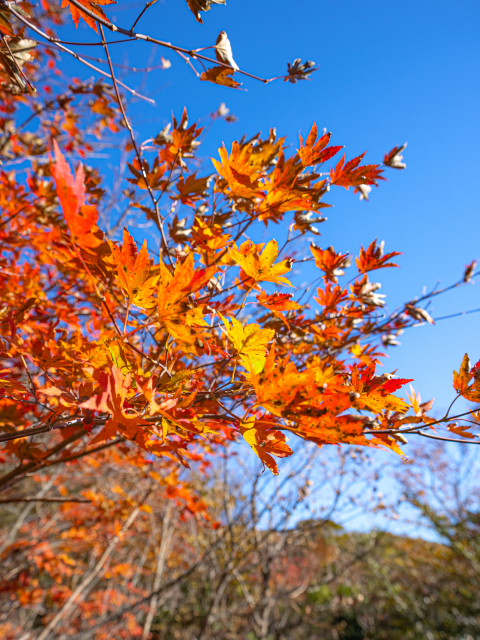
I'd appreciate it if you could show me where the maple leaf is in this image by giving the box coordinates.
[168,215,192,244]
[229,239,293,288]
[330,153,385,189]
[250,347,333,422]
[406,386,435,417]
[256,291,301,328]
[447,423,476,439]
[240,417,293,475]
[211,141,264,199]
[155,108,203,167]
[127,157,167,191]
[51,141,102,249]
[297,123,343,167]
[248,349,399,451]
[107,229,158,309]
[173,173,212,208]
[315,283,348,310]
[200,67,242,89]
[0,370,30,399]
[62,0,117,33]
[256,292,301,311]
[40,381,94,408]
[381,377,414,394]
[293,211,327,235]
[80,365,150,445]
[350,365,410,414]
[453,353,472,395]
[355,240,400,273]
[157,253,216,343]
[311,244,350,283]
[257,147,330,222]
[221,315,275,374]
[191,217,231,254]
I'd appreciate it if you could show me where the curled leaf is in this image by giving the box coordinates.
[186,0,225,23]
[215,31,238,70]
[200,66,242,89]
[0,38,37,94]
[286,58,318,83]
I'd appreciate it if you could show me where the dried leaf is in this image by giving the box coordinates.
[215,31,238,70]
[0,38,37,94]
[200,66,242,89]
[185,0,225,23]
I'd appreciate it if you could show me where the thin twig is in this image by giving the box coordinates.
[2,0,274,84]
[1,8,154,103]
[418,430,480,444]
[0,418,84,443]
[98,22,173,266]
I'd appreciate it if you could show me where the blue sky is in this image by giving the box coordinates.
[42,0,480,417]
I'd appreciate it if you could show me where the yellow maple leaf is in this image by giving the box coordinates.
[221,315,274,374]
[240,417,293,475]
[229,239,293,288]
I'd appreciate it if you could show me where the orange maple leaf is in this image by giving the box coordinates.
[211,141,264,199]
[297,122,342,167]
[51,140,101,249]
[80,365,150,445]
[350,365,410,414]
[256,291,301,312]
[107,229,158,309]
[355,240,400,273]
[156,108,203,167]
[453,353,472,394]
[256,291,301,328]
[62,0,117,33]
[200,66,242,89]
[157,253,216,343]
[240,417,293,475]
[0,370,30,399]
[314,283,348,310]
[311,244,350,283]
[330,152,385,189]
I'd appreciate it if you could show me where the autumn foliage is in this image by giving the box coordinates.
[0,0,479,636]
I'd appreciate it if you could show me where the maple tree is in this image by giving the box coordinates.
[0,0,479,636]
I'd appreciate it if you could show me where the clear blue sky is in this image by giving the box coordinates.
[52,0,480,414]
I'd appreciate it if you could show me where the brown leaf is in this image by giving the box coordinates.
[185,0,225,23]
[200,66,242,89]
[0,38,37,94]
